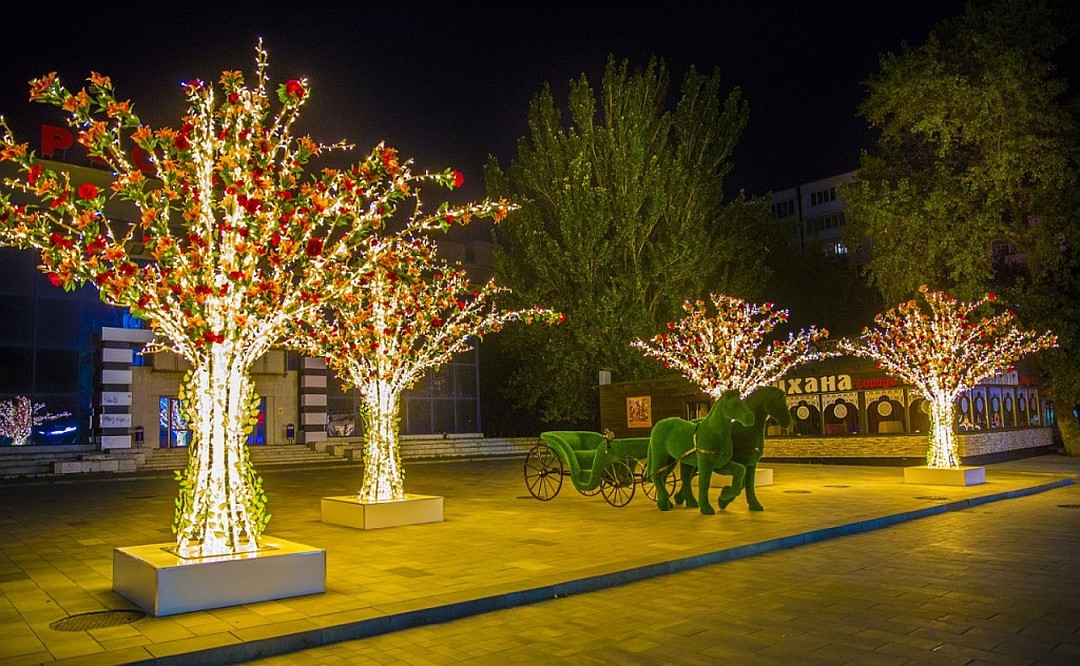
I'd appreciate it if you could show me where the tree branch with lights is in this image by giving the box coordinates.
[632,294,833,398]
[838,285,1057,468]
[292,232,561,503]
[0,396,70,446]
[0,42,512,557]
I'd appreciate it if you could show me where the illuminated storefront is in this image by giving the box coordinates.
[600,357,1054,463]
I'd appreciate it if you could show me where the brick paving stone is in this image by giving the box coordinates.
[1,455,1078,664]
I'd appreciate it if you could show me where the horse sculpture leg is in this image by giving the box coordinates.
[695,453,721,515]
[715,460,747,509]
[743,464,764,511]
[675,463,698,508]
[648,459,673,511]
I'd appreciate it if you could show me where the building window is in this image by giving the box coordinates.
[159,397,192,448]
[325,347,482,437]
[771,199,795,219]
[809,187,837,207]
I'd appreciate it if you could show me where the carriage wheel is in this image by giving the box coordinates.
[524,443,563,501]
[637,460,678,502]
[599,459,636,507]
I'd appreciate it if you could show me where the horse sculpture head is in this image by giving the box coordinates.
[715,389,755,428]
[750,385,792,430]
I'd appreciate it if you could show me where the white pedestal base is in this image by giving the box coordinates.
[713,467,774,487]
[903,465,986,486]
[321,494,444,529]
[112,537,325,617]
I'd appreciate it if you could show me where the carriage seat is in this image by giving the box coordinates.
[540,431,608,469]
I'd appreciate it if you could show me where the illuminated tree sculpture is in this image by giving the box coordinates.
[839,285,1057,469]
[292,233,560,503]
[0,396,70,446]
[632,294,832,398]
[0,43,509,557]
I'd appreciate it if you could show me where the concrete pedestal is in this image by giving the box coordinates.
[321,494,444,530]
[112,537,325,617]
[903,465,986,486]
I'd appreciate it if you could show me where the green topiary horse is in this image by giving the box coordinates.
[728,385,791,511]
[647,390,754,514]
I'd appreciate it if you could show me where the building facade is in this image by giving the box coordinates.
[599,357,1055,464]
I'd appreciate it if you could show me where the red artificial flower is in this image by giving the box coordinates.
[202,331,225,345]
[285,79,305,100]
[47,272,62,287]
[452,170,464,188]
[28,164,43,184]
[431,317,443,328]
[305,237,323,257]
[77,183,99,200]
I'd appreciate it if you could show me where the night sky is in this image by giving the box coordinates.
[5,0,1068,201]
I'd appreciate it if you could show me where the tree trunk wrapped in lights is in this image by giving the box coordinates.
[0,42,512,556]
[632,294,833,398]
[293,234,561,503]
[839,285,1057,469]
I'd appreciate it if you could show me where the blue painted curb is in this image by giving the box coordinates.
[144,476,1075,666]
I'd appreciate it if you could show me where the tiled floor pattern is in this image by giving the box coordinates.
[0,455,1076,664]
[253,462,1080,665]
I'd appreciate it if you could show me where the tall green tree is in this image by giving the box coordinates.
[842,0,1080,453]
[485,56,775,424]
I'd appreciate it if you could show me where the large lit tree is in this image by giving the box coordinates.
[839,285,1056,469]
[292,233,560,502]
[485,55,777,424]
[633,294,831,398]
[0,43,507,557]
[842,0,1080,453]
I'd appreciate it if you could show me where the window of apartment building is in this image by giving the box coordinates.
[805,211,846,234]
[809,187,837,207]
[771,199,795,219]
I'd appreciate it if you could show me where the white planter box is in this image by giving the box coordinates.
[112,537,326,616]
[321,494,444,530]
[903,465,986,486]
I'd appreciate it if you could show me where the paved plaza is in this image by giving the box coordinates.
[1,454,1078,665]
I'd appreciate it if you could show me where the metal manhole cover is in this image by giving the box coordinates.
[50,610,145,632]
[783,490,812,494]
[1058,504,1080,509]
[823,485,850,488]
[915,496,950,501]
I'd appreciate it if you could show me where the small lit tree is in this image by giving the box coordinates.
[292,233,560,502]
[0,396,70,446]
[0,43,508,557]
[839,285,1057,468]
[632,294,832,398]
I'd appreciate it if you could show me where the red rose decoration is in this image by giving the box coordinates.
[452,170,464,188]
[285,79,305,100]
[28,164,43,184]
[305,237,323,257]
[77,183,99,199]
[47,272,62,287]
